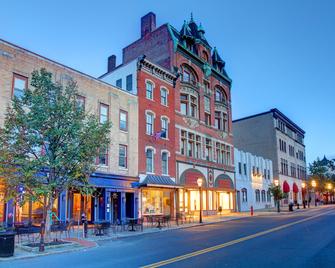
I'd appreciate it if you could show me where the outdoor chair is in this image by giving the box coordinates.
[162,215,171,228]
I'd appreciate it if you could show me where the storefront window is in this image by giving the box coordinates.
[218,192,231,210]
[142,190,163,215]
[190,190,199,211]
[179,189,184,212]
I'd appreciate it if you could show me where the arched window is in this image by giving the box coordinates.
[241,188,247,203]
[255,190,260,202]
[214,86,227,104]
[161,152,168,175]
[267,190,271,203]
[181,65,197,86]
[146,81,154,100]
[261,190,266,202]
[146,149,154,173]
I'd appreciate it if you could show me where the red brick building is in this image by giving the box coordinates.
[100,56,179,218]
[102,12,236,215]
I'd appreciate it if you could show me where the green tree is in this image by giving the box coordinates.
[309,157,335,192]
[268,183,286,212]
[0,69,111,251]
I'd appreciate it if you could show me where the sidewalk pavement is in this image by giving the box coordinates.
[0,205,328,262]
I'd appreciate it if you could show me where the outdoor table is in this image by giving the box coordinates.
[126,218,138,232]
[94,221,109,236]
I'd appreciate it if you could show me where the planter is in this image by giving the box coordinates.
[0,231,15,257]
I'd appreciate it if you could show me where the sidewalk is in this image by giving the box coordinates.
[0,205,329,262]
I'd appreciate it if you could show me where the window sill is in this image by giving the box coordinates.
[119,167,128,171]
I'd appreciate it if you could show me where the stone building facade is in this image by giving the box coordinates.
[234,148,274,212]
[233,109,307,205]
[0,38,139,224]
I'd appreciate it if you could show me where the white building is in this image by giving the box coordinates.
[235,148,274,212]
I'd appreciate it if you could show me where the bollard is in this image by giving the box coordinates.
[250,206,254,216]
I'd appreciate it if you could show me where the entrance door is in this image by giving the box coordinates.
[126,193,134,218]
[236,191,241,212]
[111,192,120,223]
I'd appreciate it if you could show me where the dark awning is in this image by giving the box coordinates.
[140,175,182,189]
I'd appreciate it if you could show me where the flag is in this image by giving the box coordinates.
[153,130,166,140]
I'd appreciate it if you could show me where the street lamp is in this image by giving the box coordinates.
[311,180,317,206]
[197,178,203,224]
[327,183,332,204]
[273,179,280,213]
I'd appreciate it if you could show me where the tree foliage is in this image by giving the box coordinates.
[0,69,111,245]
[268,184,286,201]
[309,157,335,192]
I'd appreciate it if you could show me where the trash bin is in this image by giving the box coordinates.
[0,231,15,257]
[289,203,294,212]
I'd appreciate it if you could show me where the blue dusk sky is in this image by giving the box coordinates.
[1,0,334,165]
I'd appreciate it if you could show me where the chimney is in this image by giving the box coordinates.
[141,12,156,38]
[107,55,116,72]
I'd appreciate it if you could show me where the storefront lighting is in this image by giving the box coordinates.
[327,183,332,190]
[311,180,317,188]
[301,182,306,189]
[274,179,279,187]
[197,178,203,187]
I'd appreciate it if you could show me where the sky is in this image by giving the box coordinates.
[1,0,334,164]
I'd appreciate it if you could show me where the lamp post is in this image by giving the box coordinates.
[327,183,332,204]
[274,179,280,213]
[311,180,317,206]
[301,182,306,209]
[197,178,203,224]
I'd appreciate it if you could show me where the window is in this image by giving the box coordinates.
[180,94,198,118]
[146,81,153,100]
[205,113,211,126]
[116,79,122,88]
[180,94,188,115]
[190,96,198,117]
[280,158,288,175]
[188,133,195,157]
[160,88,168,106]
[146,112,154,135]
[243,164,247,175]
[222,113,228,132]
[181,131,187,155]
[119,145,127,168]
[119,110,128,131]
[195,136,201,159]
[98,146,108,166]
[261,190,266,202]
[205,138,212,161]
[161,117,168,139]
[215,111,221,129]
[181,65,197,85]
[126,74,132,91]
[146,149,154,173]
[76,95,85,110]
[99,104,109,124]
[214,87,227,104]
[255,190,260,202]
[12,74,28,99]
[162,152,168,175]
[238,162,242,174]
[242,188,247,202]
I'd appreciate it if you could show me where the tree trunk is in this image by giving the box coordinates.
[39,195,48,252]
[39,195,53,252]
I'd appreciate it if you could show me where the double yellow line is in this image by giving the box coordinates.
[142,209,334,268]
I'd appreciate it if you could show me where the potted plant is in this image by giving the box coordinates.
[0,223,15,257]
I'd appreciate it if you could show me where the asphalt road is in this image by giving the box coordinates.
[4,206,335,268]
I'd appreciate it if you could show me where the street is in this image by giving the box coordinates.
[3,206,335,268]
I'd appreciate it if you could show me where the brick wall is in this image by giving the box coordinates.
[0,40,139,178]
